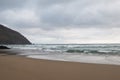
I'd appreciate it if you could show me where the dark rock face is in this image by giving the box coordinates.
[0,24,31,44]
[0,46,10,49]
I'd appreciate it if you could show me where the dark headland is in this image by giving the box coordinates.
[0,24,31,45]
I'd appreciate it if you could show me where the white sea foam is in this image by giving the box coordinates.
[6,44,120,65]
[27,53,120,65]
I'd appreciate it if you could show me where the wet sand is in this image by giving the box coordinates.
[0,55,120,80]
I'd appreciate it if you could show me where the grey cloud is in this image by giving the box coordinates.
[39,0,120,29]
[0,0,28,10]
[0,0,120,30]
[41,9,73,27]
[39,2,104,28]
[36,0,74,7]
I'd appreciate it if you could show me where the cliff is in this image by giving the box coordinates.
[0,24,31,44]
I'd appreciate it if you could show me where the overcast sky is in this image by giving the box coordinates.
[0,0,120,44]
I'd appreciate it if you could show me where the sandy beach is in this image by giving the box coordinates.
[0,55,120,80]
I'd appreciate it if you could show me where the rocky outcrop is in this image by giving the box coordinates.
[0,24,31,44]
[0,46,10,49]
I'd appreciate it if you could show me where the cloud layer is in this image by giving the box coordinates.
[0,0,120,43]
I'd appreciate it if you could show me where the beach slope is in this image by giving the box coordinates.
[0,55,120,80]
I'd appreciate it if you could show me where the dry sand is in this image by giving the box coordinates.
[0,55,120,80]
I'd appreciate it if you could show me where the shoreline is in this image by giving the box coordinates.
[0,54,120,80]
[1,50,120,66]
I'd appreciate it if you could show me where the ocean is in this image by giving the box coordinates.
[3,44,120,65]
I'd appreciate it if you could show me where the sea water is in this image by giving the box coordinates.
[6,44,120,65]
